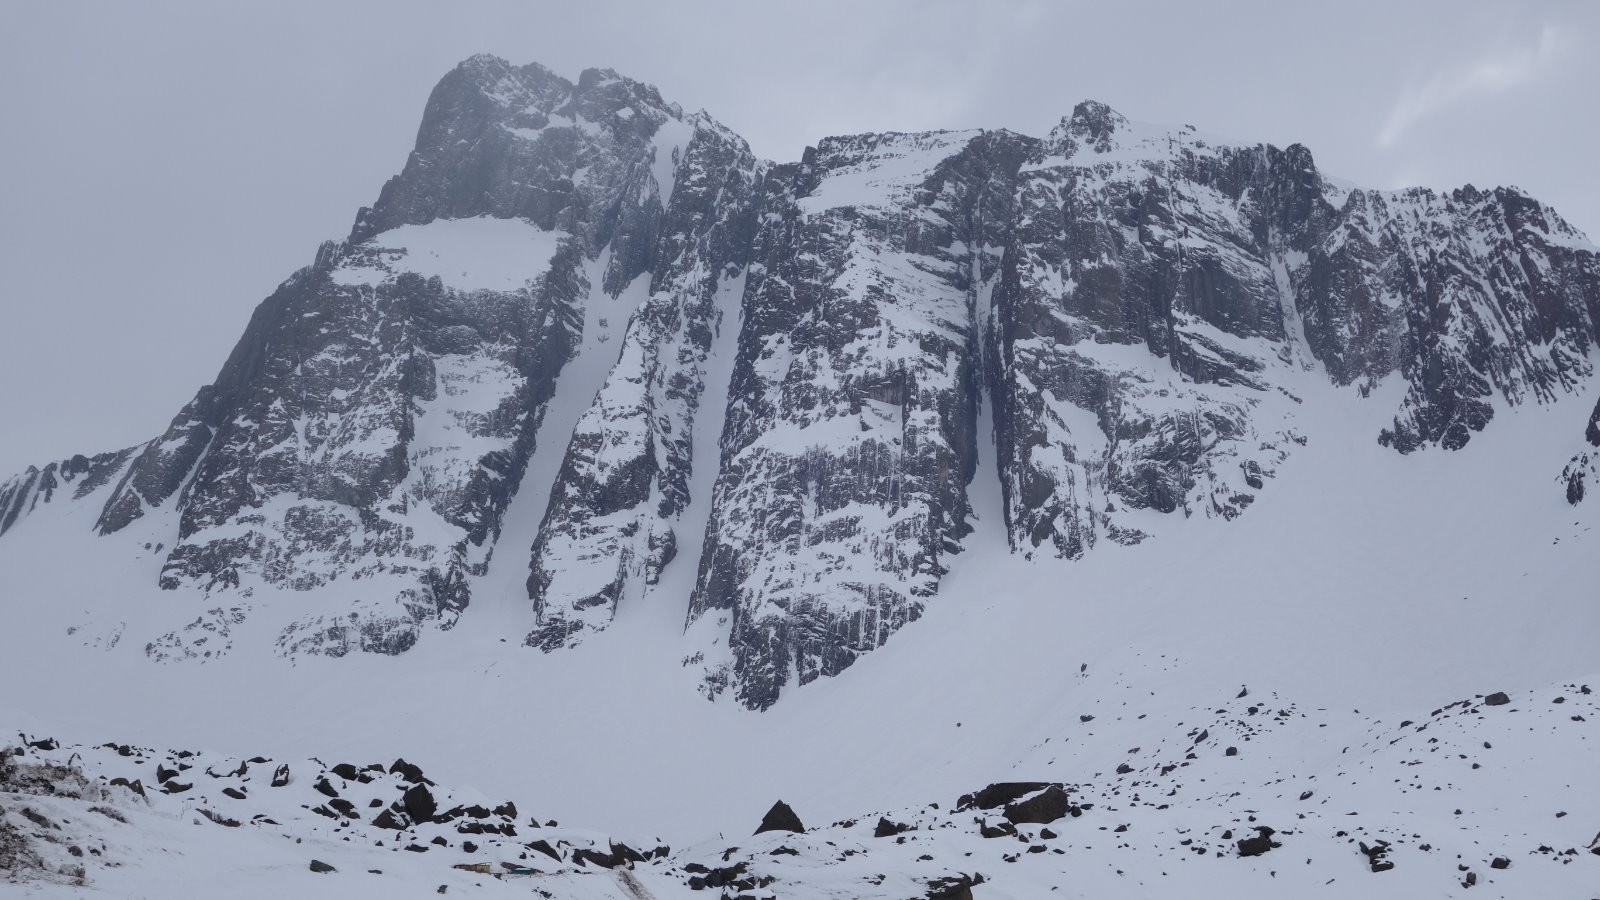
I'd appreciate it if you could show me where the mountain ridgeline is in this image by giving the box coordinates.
[3,56,1597,708]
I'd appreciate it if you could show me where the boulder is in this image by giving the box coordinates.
[389,758,427,784]
[1003,784,1073,825]
[927,873,984,899]
[957,782,1056,811]
[875,817,911,837]
[754,800,804,835]
[527,839,561,862]
[1237,826,1278,857]
[403,783,437,824]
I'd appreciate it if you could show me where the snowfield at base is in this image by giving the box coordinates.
[2,378,1596,897]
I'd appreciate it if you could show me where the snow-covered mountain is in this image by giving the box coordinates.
[5,57,1595,709]
[2,55,1597,897]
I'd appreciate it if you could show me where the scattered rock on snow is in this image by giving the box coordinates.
[875,817,911,837]
[1237,826,1279,857]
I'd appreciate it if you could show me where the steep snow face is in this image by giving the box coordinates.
[152,232,578,659]
[2,55,723,661]
[0,447,138,538]
[1312,185,1600,451]
[995,102,1315,559]
[992,100,1600,561]
[683,130,1036,709]
[525,117,764,650]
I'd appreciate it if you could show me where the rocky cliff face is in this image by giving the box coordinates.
[683,129,1035,708]
[993,105,1311,559]
[2,58,1596,709]
[5,56,726,659]
[525,116,765,651]
[1560,396,1600,504]
[0,448,136,538]
[1341,185,1599,452]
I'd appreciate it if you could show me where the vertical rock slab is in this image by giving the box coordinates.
[686,130,1032,708]
[992,102,1308,559]
[525,117,764,649]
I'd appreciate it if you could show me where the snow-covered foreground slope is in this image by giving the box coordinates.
[6,673,1599,900]
[2,382,1595,897]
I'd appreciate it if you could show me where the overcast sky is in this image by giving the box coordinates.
[2,0,1596,476]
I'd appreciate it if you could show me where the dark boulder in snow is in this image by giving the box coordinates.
[957,782,1055,811]
[1360,839,1393,872]
[527,839,561,862]
[979,819,1017,839]
[390,758,427,784]
[308,859,336,873]
[1002,785,1073,825]
[754,800,804,835]
[927,872,984,899]
[403,783,438,824]
[875,817,911,837]
[1237,825,1279,857]
[108,777,144,797]
[1483,692,1511,706]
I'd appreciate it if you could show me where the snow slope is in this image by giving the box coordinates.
[2,383,1593,855]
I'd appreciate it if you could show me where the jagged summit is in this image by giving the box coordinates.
[1,56,1596,710]
[1058,98,1128,150]
[351,56,702,244]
